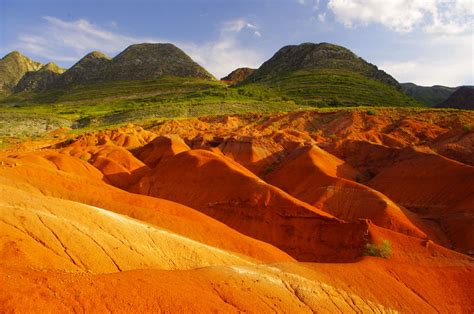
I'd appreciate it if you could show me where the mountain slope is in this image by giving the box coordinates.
[239,43,418,107]
[245,43,399,87]
[11,43,215,101]
[14,62,65,92]
[131,149,368,262]
[221,67,255,85]
[401,83,456,107]
[437,86,474,110]
[53,51,111,87]
[103,43,214,81]
[0,51,42,95]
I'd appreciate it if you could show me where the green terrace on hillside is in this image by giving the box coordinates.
[0,76,308,134]
[0,72,420,138]
[8,76,223,104]
[241,69,420,107]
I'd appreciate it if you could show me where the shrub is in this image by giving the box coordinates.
[364,239,392,259]
[64,138,75,145]
[367,109,377,116]
[262,165,274,176]
[463,124,472,133]
[328,98,343,107]
[355,174,362,183]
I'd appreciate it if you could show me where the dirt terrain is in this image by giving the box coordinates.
[1,108,473,312]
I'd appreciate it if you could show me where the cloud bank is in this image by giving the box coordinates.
[327,0,473,34]
[326,0,473,86]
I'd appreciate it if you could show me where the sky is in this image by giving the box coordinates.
[0,0,473,86]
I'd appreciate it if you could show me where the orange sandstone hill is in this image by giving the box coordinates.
[0,108,473,312]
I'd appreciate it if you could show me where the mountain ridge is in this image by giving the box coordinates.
[5,43,215,93]
[237,42,417,107]
[0,51,43,95]
[243,42,400,88]
[14,62,65,92]
[401,82,457,107]
[436,86,474,110]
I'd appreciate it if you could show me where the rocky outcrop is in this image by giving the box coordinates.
[221,67,255,85]
[0,51,42,95]
[14,62,65,92]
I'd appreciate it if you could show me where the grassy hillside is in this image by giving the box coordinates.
[401,83,456,107]
[0,76,308,135]
[241,69,419,107]
[245,43,401,89]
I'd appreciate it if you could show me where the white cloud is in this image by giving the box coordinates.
[327,0,473,34]
[326,0,473,86]
[11,16,263,79]
[181,19,264,78]
[379,33,474,86]
[13,16,153,62]
[298,0,322,10]
[318,13,326,23]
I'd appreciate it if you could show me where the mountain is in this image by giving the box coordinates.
[46,43,214,89]
[245,43,399,87]
[401,83,456,107]
[239,42,418,107]
[0,51,42,95]
[102,43,214,82]
[14,62,65,93]
[221,67,255,85]
[437,86,474,110]
[53,51,111,87]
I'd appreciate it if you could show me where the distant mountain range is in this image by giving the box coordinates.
[0,42,471,109]
[437,86,474,110]
[400,83,458,107]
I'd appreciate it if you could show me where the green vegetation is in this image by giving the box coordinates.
[262,165,274,176]
[364,239,392,259]
[367,109,377,116]
[400,83,456,107]
[246,43,400,89]
[241,69,419,107]
[0,76,309,136]
[463,124,472,132]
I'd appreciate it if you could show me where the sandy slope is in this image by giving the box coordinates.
[1,108,473,312]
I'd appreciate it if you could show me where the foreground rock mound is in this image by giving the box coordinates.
[369,151,474,254]
[0,184,254,273]
[267,145,427,238]
[132,149,368,262]
[0,153,293,263]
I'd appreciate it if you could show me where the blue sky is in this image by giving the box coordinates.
[1,0,472,86]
